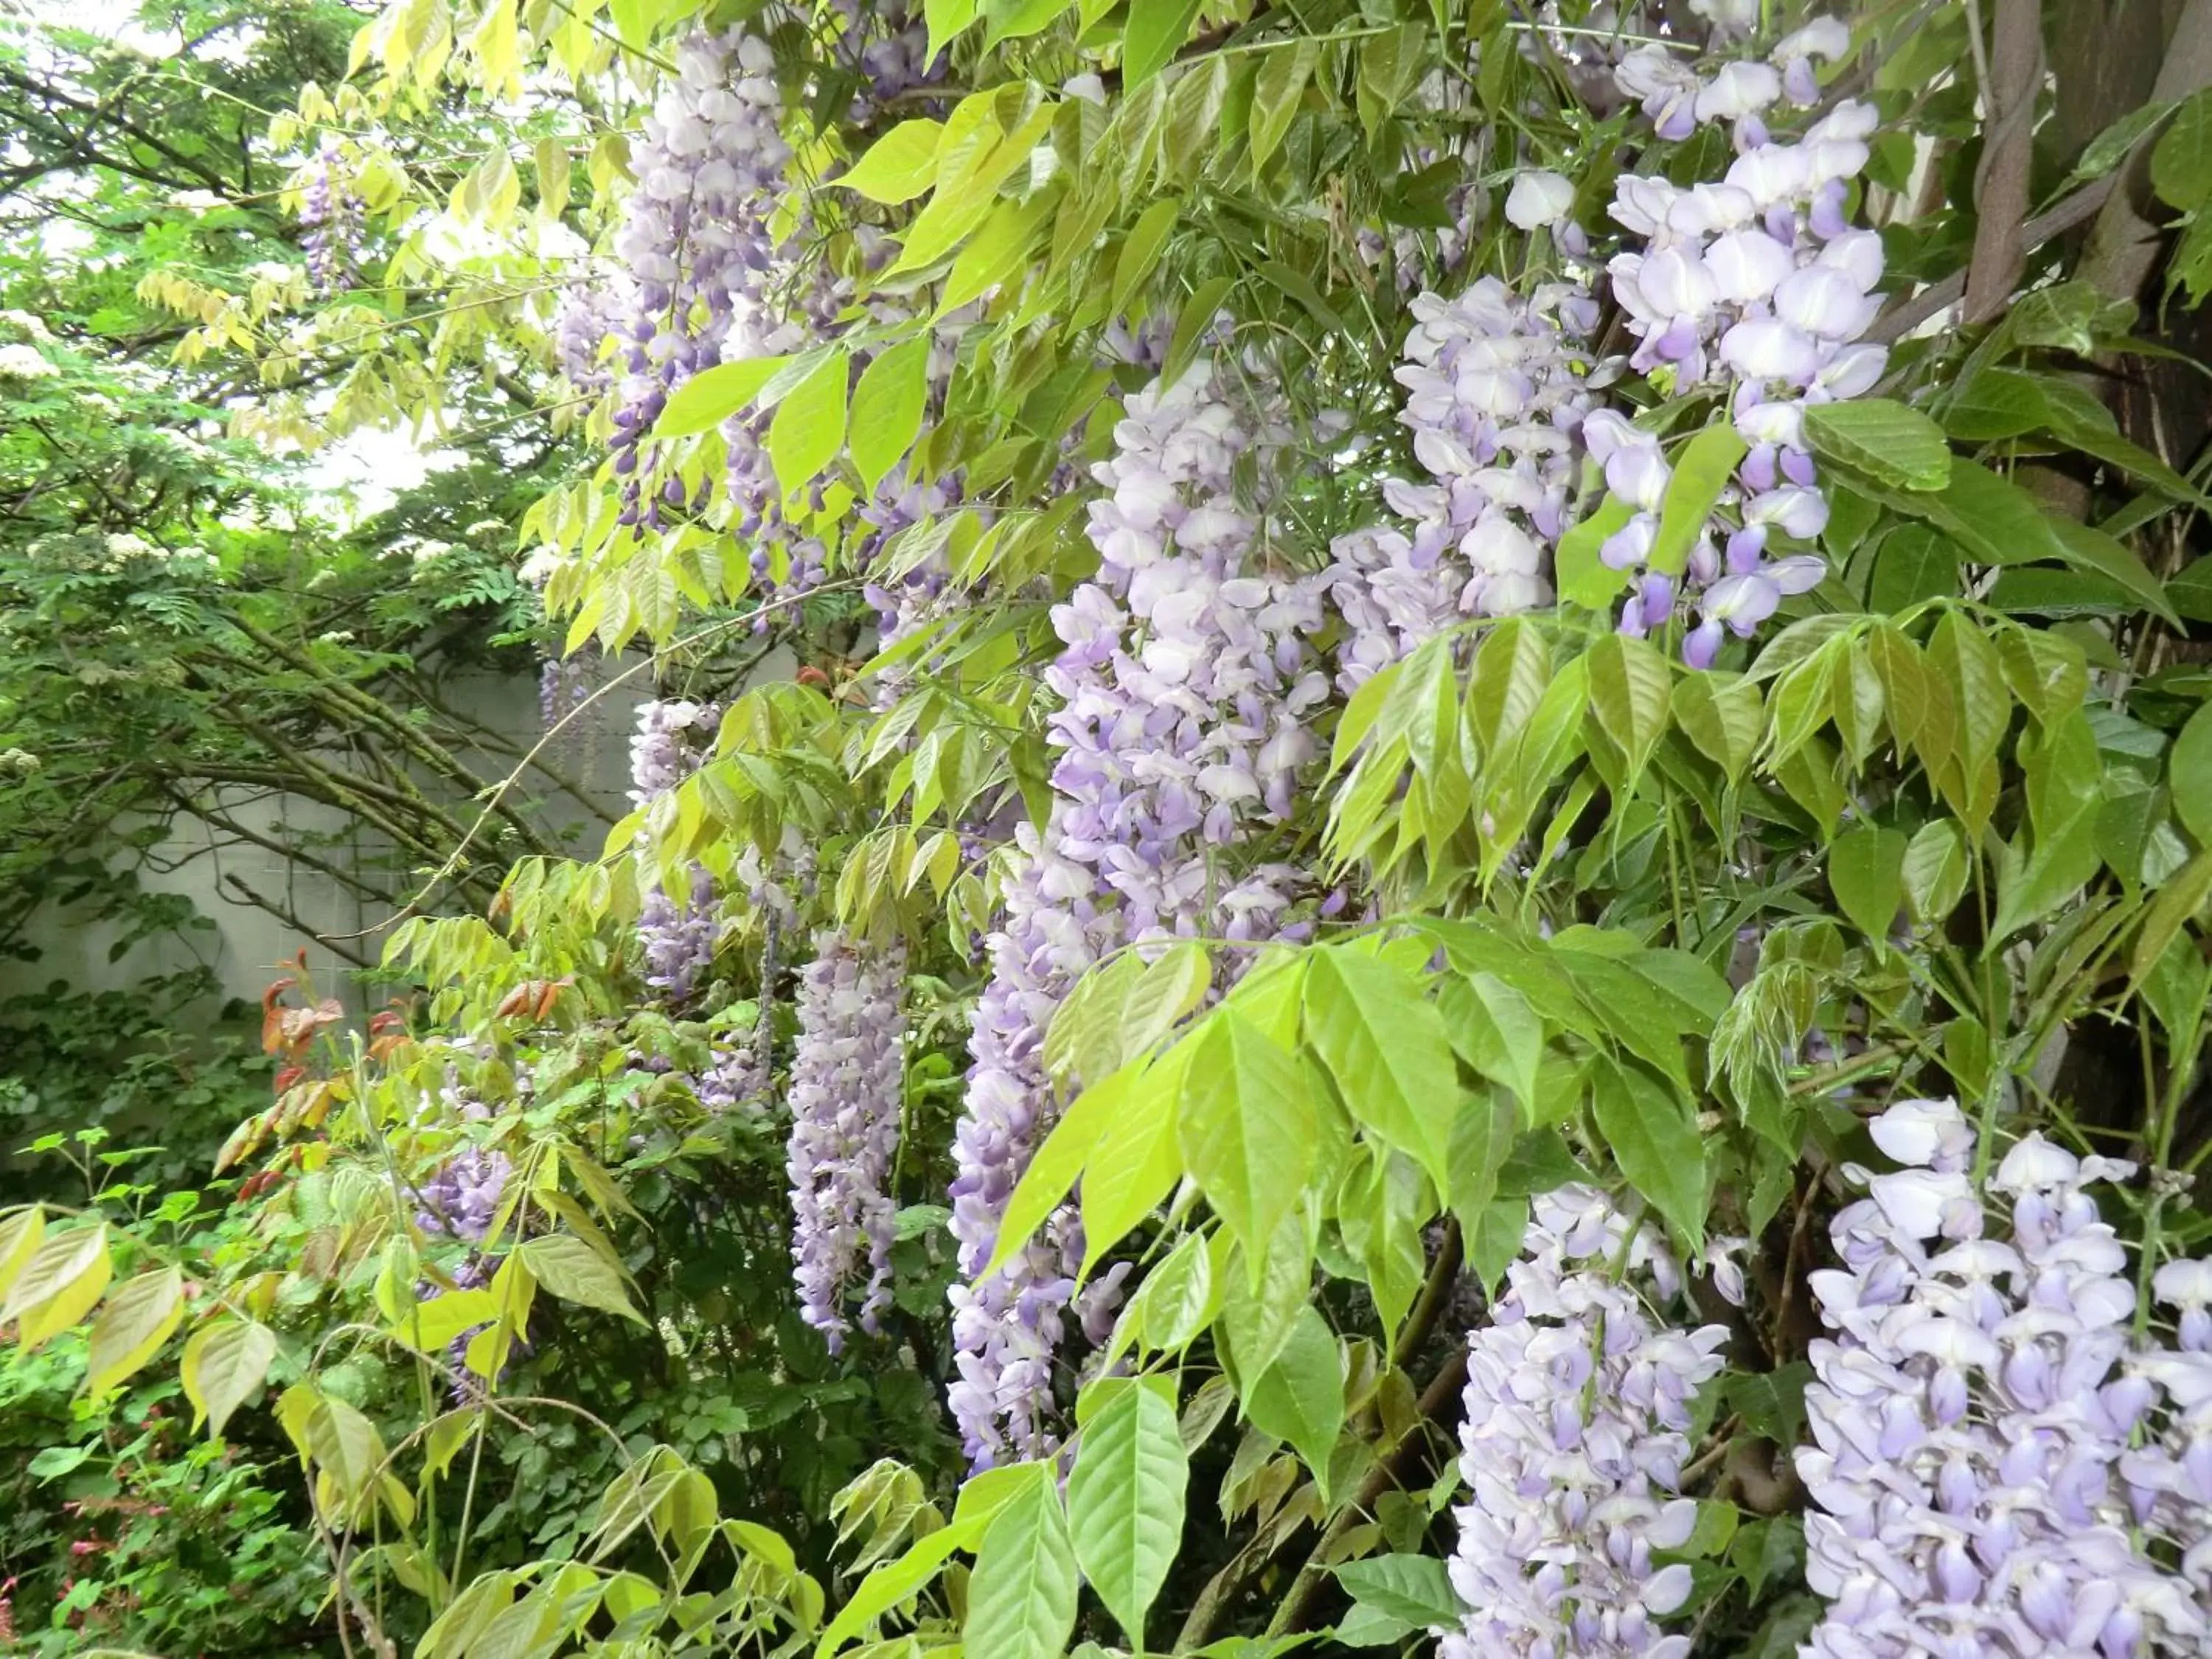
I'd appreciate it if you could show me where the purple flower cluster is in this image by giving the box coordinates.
[786,931,908,1352]
[1594,21,1883,664]
[299,136,362,292]
[946,362,1329,1467]
[1442,1185,1731,1659]
[629,700,723,1004]
[830,0,943,107]
[552,278,631,396]
[1799,1099,2212,1656]
[1327,277,1598,690]
[605,27,791,538]
[414,1078,516,1397]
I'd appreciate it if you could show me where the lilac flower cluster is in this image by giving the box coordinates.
[605,27,790,538]
[1442,1185,1731,1659]
[552,278,632,396]
[1594,21,1882,665]
[299,136,363,292]
[629,700,723,1004]
[1326,277,1598,691]
[830,0,943,108]
[785,931,907,1352]
[947,363,1330,1467]
[414,1078,515,1397]
[1799,1099,2211,1656]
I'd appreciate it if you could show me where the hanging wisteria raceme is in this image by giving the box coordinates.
[299,136,362,292]
[1798,1098,2212,1657]
[830,0,942,107]
[1595,18,1879,665]
[552,277,632,396]
[629,700,723,1004]
[1326,274,1598,692]
[414,1074,516,1399]
[604,26,790,538]
[946,361,1332,1469]
[1441,1184,1731,1659]
[785,931,908,1351]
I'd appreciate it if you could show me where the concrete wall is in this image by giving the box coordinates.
[0,664,650,1017]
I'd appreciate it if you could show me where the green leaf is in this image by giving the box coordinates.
[1589,1059,1706,1251]
[1218,1213,1310,1380]
[836,119,946,204]
[1442,973,1543,1119]
[181,1318,278,1436]
[2131,848,2212,990]
[650,355,790,439]
[2172,701,2212,845]
[1123,0,1202,87]
[1556,495,1635,610]
[1248,38,1318,175]
[516,1234,645,1324]
[1111,197,1181,317]
[818,1523,973,1658]
[1332,1553,1458,1630]
[2061,97,2177,193]
[1256,259,1352,334]
[1804,399,1953,492]
[925,0,979,60]
[1672,670,1763,781]
[83,1267,183,1398]
[1867,525,1960,611]
[1587,633,1672,790]
[1829,826,1906,942]
[1123,1228,1217,1354]
[849,336,931,497]
[1467,617,1553,761]
[2153,87,2212,210]
[2047,518,2180,622]
[987,1063,1134,1279]
[1178,1013,1316,1276]
[1649,424,1749,577]
[1081,1050,1187,1272]
[966,1475,1078,1659]
[1067,1382,1186,1646]
[1304,950,1457,1194]
[981,0,1072,48]
[1902,819,1972,927]
[1992,803,2104,942]
[1242,1305,1343,1492]
[768,349,851,501]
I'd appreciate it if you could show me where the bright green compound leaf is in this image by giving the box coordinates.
[653,355,792,439]
[767,349,850,500]
[1068,1380,1186,1647]
[181,1318,279,1436]
[1110,196,1180,318]
[835,118,945,203]
[1804,400,1953,492]
[1649,425,1749,577]
[1178,1012,1315,1279]
[1332,1553,1458,1630]
[1242,1304,1343,1495]
[849,335,931,496]
[1304,950,1457,1196]
[1124,0,1203,87]
[1588,632,1672,790]
[83,1267,183,1398]
[517,1234,645,1324]
[965,1474,1078,1659]
[1248,38,1318,175]
[987,1063,1135,1279]
[981,0,1073,49]
[1589,1058,1706,1251]
[1829,826,1907,942]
